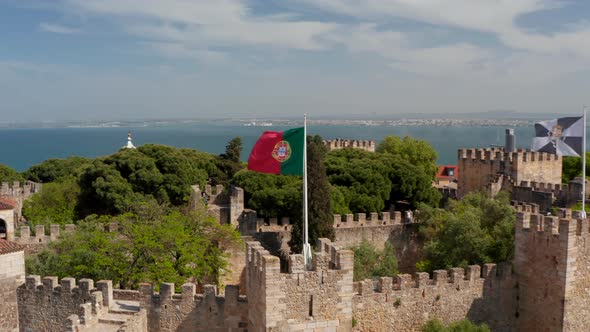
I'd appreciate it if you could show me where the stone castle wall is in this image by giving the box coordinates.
[352,263,516,332]
[514,208,590,331]
[246,238,354,331]
[563,210,590,330]
[457,148,561,198]
[17,276,247,332]
[139,283,248,331]
[323,139,376,153]
[333,212,423,273]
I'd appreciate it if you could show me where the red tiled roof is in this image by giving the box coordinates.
[0,197,16,210]
[436,165,459,180]
[0,239,24,255]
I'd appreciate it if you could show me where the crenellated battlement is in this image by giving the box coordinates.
[13,222,120,246]
[18,275,246,331]
[0,181,42,198]
[255,216,291,232]
[351,261,517,331]
[333,211,406,228]
[512,202,541,214]
[355,262,512,297]
[246,238,354,330]
[515,209,582,237]
[13,224,76,245]
[458,146,562,200]
[323,139,376,153]
[457,148,560,162]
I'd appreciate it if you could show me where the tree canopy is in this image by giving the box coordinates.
[23,157,91,183]
[27,201,241,288]
[22,178,80,226]
[0,164,24,183]
[377,135,438,177]
[416,191,514,272]
[562,153,590,183]
[325,144,440,212]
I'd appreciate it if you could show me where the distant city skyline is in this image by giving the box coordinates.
[2,0,590,121]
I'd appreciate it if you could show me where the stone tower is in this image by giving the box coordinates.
[0,239,25,332]
[515,209,590,331]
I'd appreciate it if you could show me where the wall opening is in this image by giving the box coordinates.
[308,295,313,317]
[0,218,6,239]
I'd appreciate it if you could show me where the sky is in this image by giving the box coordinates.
[1,0,590,121]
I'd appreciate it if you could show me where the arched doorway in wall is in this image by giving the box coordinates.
[0,218,6,239]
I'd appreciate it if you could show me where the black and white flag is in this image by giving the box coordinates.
[532,116,583,156]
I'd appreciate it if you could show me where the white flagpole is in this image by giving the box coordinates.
[583,107,587,218]
[303,114,312,269]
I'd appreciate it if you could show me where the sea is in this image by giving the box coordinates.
[0,122,538,172]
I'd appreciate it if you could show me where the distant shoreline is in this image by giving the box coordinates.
[0,118,533,130]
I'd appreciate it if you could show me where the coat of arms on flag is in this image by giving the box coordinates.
[532,116,584,157]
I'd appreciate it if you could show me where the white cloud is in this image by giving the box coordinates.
[62,0,337,51]
[39,22,81,34]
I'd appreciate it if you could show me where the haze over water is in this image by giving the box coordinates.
[1,123,538,172]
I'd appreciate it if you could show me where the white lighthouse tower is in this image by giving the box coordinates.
[124,131,136,149]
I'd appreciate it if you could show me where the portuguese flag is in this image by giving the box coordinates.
[247,127,304,175]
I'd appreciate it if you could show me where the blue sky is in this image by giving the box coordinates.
[2,0,590,121]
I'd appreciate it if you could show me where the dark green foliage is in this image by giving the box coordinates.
[75,145,220,217]
[23,157,91,183]
[325,149,392,213]
[377,135,438,177]
[22,178,80,226]
[231,170,302,218]
[0,164,24,183]
[27,201,241,289]
[385,154,441,208]
[351,240,398,281]
[137,145,211,204]
[562,153,590,183]
[215,137,245,185]
[417,191,514,272]
[325,143,440,213]
[77,160,138,217]
[291,135,335,252]
[220,137,243,164]
[422,319,490,332]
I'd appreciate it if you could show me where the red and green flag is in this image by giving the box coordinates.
[248,127,304,175]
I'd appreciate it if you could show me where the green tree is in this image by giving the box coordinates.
[291,135,335,252]
[27,201,241,288]
[562,153,590,183]
[215,137,245,185]
[22,178,80,226]
[76,160,138,217]
[220,137,243,164]
[0,164,24,183]
[351,240,398,281]
[325,149,392,213]
[417,191,514,272]
[385,155,441,209]
[377,135,438,177]
[23,157,91,183]
[231,170,302,218]
[422,319,490,332]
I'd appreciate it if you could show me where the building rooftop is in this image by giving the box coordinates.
[0,197,16,210]
[0,239,24,255]
[436,165,459,180]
